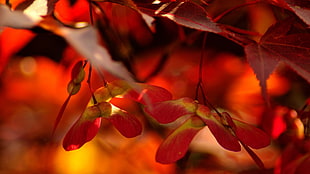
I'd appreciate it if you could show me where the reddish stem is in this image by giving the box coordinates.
[213,0,262,22]
[213,0,262,36]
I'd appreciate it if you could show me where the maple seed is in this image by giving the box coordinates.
[83,105,101,119]
[72,68,85,84]
[191,116,205,127]
[67,81,81,95]
[93,87,112,103]
[97,102,112,117]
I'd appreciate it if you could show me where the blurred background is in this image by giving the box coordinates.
[0,0,309,173]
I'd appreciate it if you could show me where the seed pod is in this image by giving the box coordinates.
[93,87,112,103]
[83,105,102,119]
[71,61,85,84]
[97,102,112,117]
[67,81,81,95]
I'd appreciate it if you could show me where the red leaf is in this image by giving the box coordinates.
[197,105,241,151]
[144,97,197,124]
[136,1,221,33]
[233,119,271,149]
[107,106,142,138]
[63,117,101,151]
[156,116,204,164]
[244,42,279,102]
[245,19,310,100]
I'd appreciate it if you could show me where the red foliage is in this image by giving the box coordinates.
[0,0,309,173]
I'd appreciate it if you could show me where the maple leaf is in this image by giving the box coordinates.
[272,0,310,26]
[145,97,270,166]
[134,0,222,33]
[244,19,310,101]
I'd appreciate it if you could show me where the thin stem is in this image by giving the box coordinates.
[195,33,224,117]
[223,25,261,36]
[86,64,98,104]
[5,0,11,8]
[89,0,94,25]
[195,33,207,100]
[213,0,262,37]
[143,52,170,82]
[52,94,72,136]
[300,101,310,139]
[213,0,262,22]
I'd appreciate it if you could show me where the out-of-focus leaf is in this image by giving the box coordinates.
[156,116,205,164]
[22,0,57,20]
[96,0,139,11]
[295,155,310,174]
[135,0,221,33]
[0,4,37,28]
[144,97,197,124]
[95,0,156,29]
[63,117,102,150]
[0,28,35,74]
[60,26,134,80]
[54,0,91,24]
[107,106,142,138]
[233,119,270,149]
[1,0,57,25]
[39,18,134,81]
